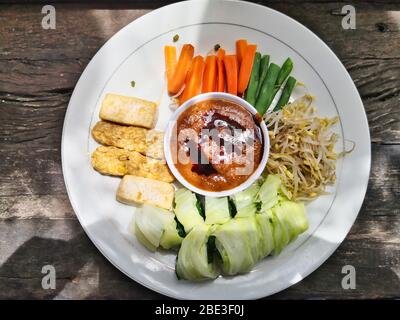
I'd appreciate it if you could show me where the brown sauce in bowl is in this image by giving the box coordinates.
[171,99,263,192]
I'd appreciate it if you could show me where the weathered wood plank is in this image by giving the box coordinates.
[0,195,74,219]
[0,1,399,6]
[343,58,400,144]
[0,95,67,201]
[272,2,400,59]
[1,3,399,141]
[0,2,399,62]
[0,219,163,299]
[0,93,68,145]
[0,215,398,299]
[1,141,398,219]
[1,63,398,143]
[0,1,399,299]
[271,242,400,299]
[0,6,149,62]
[0,59,87,95]
[0,142,398,298]
[360,144,399,217]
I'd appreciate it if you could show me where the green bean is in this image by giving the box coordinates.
[256,55,270,98]
[260,57,293,113]
[245,52,261,106]
[274,76,297,111]
[275,58,293,89]
[264,57,294,108]
[254,63,281,116]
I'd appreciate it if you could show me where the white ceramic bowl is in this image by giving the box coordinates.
[164,92,270,197]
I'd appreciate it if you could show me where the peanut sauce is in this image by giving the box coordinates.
[172,99,263,192]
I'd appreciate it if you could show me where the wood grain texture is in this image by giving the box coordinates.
[1,2,399,141]
[1,143,398,219]
[0,219,164,299]
[0,186,399,300]
[0,1,399,299]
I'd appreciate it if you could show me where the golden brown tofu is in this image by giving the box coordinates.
[91,121,164,159]
[99,93,157,129]
[91,146,174,183]
[116,175,174,210]
[126,151,174,183]
[91,146,128,176]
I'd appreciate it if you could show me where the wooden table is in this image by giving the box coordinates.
[0,0,399,299]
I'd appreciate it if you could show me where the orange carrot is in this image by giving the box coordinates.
[180,55,205,104]
[202,55,217,93]
[217,48,225,59]
[237,44,257,95]
[236,39,248,66]
[217,48,226,92]
[164,46,177,88]
[223,55,238,96]
[168,44,194,94]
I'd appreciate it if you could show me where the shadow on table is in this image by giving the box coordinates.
[2,0,399,300]
[0,222,166,300]
[3,207,399,300]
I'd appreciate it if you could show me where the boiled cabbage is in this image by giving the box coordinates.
[174,188,204,233]
[273,200,308,243]
[176,224,219,281]
[134,175,310,280]
[258,174,281,210]
[213,216,261,275]
[256,211,275,257]
[205,196,231,225]
[134,204,182,251]
[259,199,308,255]
[230,181,260,218]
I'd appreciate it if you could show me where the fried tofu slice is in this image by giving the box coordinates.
[91,146,174,183]
[117,175,174,209]
[91,121,164,159]
[126,151,174,183]
[91,146,128,176]
[99,93,157,129]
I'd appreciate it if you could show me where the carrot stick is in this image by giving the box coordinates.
[236,39,248,66]
[223,55,238,96]
[217,48,226,92]
[180,55,205,104]
[202,55,217,93]
[164,46,177,88]
[217,48,225,59]
[238,44,257,95]
[168,44,194,94]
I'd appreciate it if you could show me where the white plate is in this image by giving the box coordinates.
[62,0,371,299]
